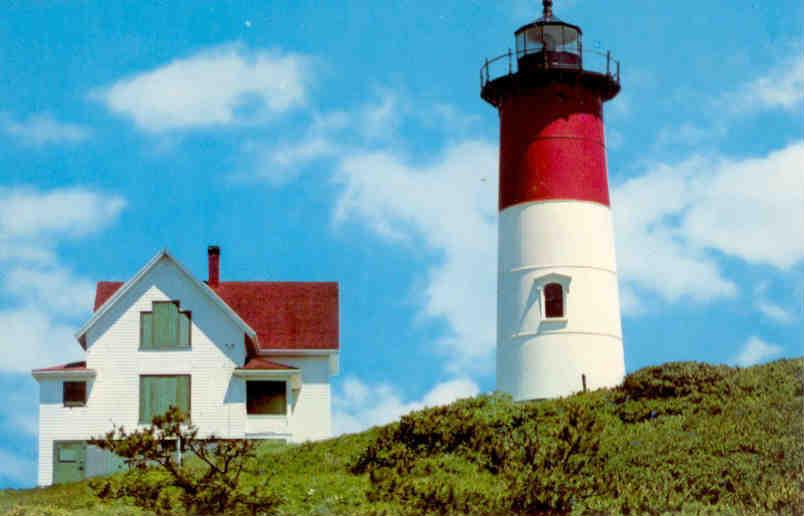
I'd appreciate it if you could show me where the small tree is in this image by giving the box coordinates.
[89,406,281,515]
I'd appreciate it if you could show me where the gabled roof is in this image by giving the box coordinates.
[77,250,257,346]
[93,276,339,352]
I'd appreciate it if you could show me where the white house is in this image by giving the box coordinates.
[32,246,340,486]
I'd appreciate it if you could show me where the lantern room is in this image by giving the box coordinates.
[515,1,582,71]
[480,0,621,106]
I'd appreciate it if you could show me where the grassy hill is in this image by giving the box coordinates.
[2,358,802,515]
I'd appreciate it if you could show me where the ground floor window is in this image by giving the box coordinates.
[139,375,191,424]
[246,381,287,415]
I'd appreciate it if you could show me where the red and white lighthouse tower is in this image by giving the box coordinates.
[481,0,624,400]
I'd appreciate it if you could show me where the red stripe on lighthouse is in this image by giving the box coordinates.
[498,83,611,211]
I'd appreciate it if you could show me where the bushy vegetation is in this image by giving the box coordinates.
[89,406,282,515]
[3,358,802,515]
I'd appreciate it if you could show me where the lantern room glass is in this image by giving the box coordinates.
[515,22,581,69]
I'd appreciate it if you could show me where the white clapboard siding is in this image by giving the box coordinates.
[265,356,332,441]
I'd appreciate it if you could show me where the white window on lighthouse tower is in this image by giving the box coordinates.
[518,273,571,334]
[539,274,570,322]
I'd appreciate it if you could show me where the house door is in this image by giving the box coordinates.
[53,441,86,484]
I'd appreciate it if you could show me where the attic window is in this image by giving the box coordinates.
[141,301,191,350]
[544,283,564,318]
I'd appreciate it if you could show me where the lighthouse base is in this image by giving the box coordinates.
[496,333,624,401]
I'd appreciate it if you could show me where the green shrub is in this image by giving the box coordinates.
[619,361,735,400]
[89,406,282,515]
[355,359,804,515]
[505,402,608,513]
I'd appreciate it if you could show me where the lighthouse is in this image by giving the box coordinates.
[481,0,625,400]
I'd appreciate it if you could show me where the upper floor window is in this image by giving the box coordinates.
[63,381,87,407]
[544,282,564,318]
[140,301,191,350]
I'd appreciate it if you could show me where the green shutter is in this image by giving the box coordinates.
[178,312,190,348]
[140,376,190,423]
[156,376,175,417]
[140,313,153,349]
[175,375,190,417]
[141,376,170,423]
[153,302,178,348]
[139,377,151,423]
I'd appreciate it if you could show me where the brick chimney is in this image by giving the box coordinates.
[208,245,220,287]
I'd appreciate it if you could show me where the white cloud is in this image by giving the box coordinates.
[613,159,738,305]
[724,55,804,115]
[0,186,126,242]
[0,186,125,369]
[731,336,783,367]
[419,103,481,135]
[618,285,644,317]
[357,90,401,142]
[754,282,797,324]
[333,376,479,436]
[680,143,804,269]
[94,44,312,132]
[333,141,499,372]
[0,243,54,265]
[235,109,352,184]
[0,447,36,485]
[244,91,407,181]
[655,122,724,148]
[607,93,631,121]
[756,300,797,324]
[613,141,804,309]
[241,137,340,185]
[272,138,341,169]
[1,112,91,146]
[0,308,84,373]
[4,267,95,317]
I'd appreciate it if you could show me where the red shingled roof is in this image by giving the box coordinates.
[95,282,124,311]
[238,357,297,370]
[32,361,88,373]
[94,281,339,351]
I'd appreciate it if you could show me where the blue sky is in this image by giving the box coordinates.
[0,0,801,487]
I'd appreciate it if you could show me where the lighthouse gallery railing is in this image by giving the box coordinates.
[480,48,621,90]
